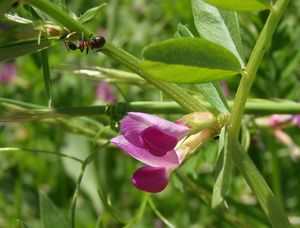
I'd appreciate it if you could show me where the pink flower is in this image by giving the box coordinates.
[110,112,190,193]
[0,62,16,84]
[269,114,300,128]
[294,115,300,128]
[95,81,117,104]
[111,112,216,193]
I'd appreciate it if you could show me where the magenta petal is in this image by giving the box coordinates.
[0,62,15,84]
[132,166,169,193]
[140,126,178,157]
[127,112,189,138]
[110,136,179,167]
[95,82,117,104]
[120,114,149,148]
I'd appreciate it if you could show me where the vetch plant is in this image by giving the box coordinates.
[0,0,298,227]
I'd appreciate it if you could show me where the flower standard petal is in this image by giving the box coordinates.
[110,135,179,167]
[140,126,178,157]
[127,112,189,138]
[120,114,149,148]
[131,166,169,193]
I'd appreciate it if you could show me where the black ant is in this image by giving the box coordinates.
[64,33,105,54]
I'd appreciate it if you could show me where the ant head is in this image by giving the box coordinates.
[91,36,106,48]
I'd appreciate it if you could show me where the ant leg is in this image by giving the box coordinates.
[86,47,89,54]
[66,31,77,40]
[64,41,70,51]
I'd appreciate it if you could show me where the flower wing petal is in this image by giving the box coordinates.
[131,166,169,193]
[110,136,179,167]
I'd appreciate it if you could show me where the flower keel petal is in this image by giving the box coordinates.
[140,126,178,157]
[132,166,169,193]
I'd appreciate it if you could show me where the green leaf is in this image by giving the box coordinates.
[0,38,57,62]
[192,0,244,66]
[203,0,272,11]
[212,126,232,209]
[218,9,245,65]
[174,23,194,38]
[141,38,241,84]
[78,3,106,24]
[196,83,229,114]
[39,192,68,228]
[174,24,229,114]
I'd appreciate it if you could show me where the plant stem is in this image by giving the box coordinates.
[229,0,290,139]
[100,43,205,112]
[231,141,291,228]
[1,99,300,122]
[227,0,291,226]
[25,0,91,36]
[41,49,53,108]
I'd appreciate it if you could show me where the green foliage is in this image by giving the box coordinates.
[192,0,245,66]
[142,38,241,83]
[204,0,272,11]
[212,126,232,208]
[0,38,58,62]
[39,193,68,228]
[77,3,106,24]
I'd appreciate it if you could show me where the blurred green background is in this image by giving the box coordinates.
[0,0,300,227]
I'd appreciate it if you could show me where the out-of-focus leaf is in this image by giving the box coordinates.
[15,220,29,228]
[174,23,194,38]
[192,0,244,66]
[0,38,58,62]
[5,13,33,24]
[61,133,102,213]
[0,0,14,18]
[142,38,241,84]
[78,3,106,24]
[203,0,271,11]
[39,192,68,228]
[212,126,232,208]
[196,83,229,114]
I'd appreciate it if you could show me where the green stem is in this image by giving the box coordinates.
[2,99,300,122]
[70,142,109,228]
[227,0,291,226]
[41,49,53,108]
[100,43,205,112]
[70,162,86,228]
[25,0,91,36]
[0,147,83,163]
[230,0,290,139]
